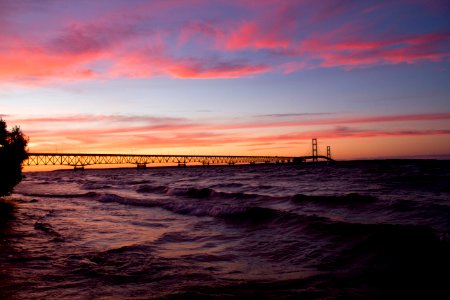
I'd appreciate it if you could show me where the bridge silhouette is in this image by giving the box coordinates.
[24,139,334,169]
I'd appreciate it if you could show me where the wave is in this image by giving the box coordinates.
[136,185,169,194]
[292,193,376,205]
[34,221,64,242]
[136,184,269,201]
[93,191,280,222]
[216,206,278,221]
[82,184,112,190]
[90,190,362,228]
[125,179,152,185]
[97,193,159,208]
[183,187,214,199]
[166,187,261,200]
[209,182,244,188]
[88,190,448,241]
[21,191,99,199]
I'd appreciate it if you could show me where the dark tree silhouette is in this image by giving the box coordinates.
[0,119,28,196]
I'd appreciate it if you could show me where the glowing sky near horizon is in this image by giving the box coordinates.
[1,0,449,160]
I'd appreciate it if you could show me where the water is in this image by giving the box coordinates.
[1,161,450,299]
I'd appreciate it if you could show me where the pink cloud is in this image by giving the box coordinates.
[225,21,290,50]
[204,112,450,131]
[256,128,450,143]
[168,60,269,79]
[13,112,450,134]
[0,0,448,85]
[10,114,187,125]
[299,31,450,68]
[108,44,270,79]
[0,43,102,82]
[308,113,450,126]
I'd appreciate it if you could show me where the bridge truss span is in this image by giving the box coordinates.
[24,153,312,168]
[24,140,335,169]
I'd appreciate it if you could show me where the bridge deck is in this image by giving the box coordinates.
[24,153,334,167]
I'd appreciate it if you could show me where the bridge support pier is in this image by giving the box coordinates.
[178,162,187,167]
[136,163,147,169]
[293,157,305,164]
[73,165,85,171]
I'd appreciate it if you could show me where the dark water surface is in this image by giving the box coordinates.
[1,160,450,299]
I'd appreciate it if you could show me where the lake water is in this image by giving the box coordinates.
[1,160,450,299]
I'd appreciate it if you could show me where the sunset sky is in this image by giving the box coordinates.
[1,0,449,160]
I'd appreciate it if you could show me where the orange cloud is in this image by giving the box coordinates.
[25,124,450,157]
[8,112,449,156]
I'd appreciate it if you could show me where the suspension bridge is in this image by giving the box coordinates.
[24,138,334,169]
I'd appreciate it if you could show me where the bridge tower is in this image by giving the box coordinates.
[327,146,331,159]
[312,138,318,162]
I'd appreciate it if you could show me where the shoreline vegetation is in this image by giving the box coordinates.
[0,119,28,196]
[0,119,27,227]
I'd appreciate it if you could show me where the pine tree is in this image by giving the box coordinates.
[0,119,28,196]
